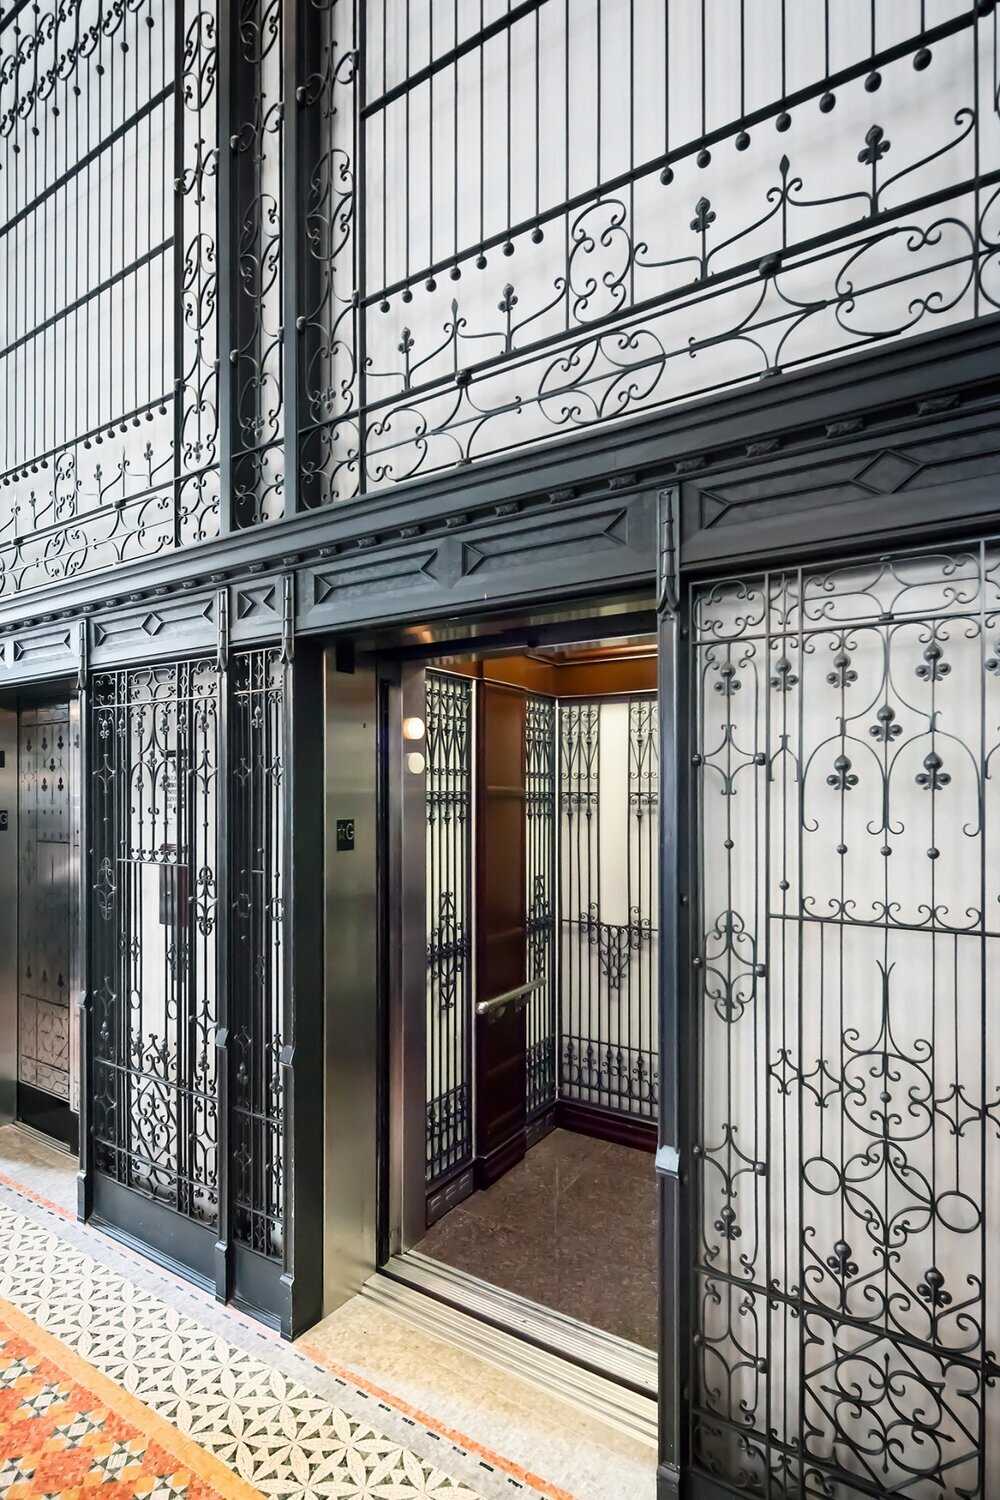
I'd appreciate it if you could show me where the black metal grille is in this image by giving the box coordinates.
[559,696,658,1119]
[231,0,285,528]
[295,0,1000,500]
[90,658,220,1224]
[4,4,999,576]
[424,669,473,1184]
[525,693,556,1119]
[0,0,220,595]
[689,543,1000,1497]
[229,647,285,1258]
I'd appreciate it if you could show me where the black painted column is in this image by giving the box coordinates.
[657,487,688,1498]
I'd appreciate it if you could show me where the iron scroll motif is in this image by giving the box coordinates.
[295,3,1000,501]
[690,543,1000,1497]
[229,648,286,1259]
[524,695,557,1119]
[3,3,1000,579]
[424,671,473,1185]
[559,697,659,1121]
[90,659,221,1227]
[0,0,222,596]
[579,903,652,991]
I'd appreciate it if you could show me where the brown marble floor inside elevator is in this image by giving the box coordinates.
[416,1127,657,1350]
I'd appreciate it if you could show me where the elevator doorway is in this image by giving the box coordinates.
[384,624,660,1386]
[0,695,81,1154]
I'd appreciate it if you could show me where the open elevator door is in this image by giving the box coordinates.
[383,605,663,1419]
[389,608,662,1248]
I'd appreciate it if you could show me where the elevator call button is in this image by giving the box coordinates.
[336,818,355,852]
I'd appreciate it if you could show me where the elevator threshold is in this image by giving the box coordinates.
[368,1250,657,1447]
[11,1118,77,1159]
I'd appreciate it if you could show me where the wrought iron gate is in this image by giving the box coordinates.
[688,543,1000,1497]
[424,670,473,1186]
[89,650,289,1286]
[90,660,221,1247]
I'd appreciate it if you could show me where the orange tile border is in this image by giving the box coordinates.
[297,1338,579,1500]
[0,1167,578,1498]
[0,1168,75,1220]
[0,1297,262,1500]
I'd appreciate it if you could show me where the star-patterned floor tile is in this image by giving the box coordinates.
[0,1203,491,1499]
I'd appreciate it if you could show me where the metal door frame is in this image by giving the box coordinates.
[376,598,662,1431]
[0,680,84,1159]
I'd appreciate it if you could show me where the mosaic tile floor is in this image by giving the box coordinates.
[0,1296,258,1499]
[0,1128,657,1500]
[0,1195,514,1499]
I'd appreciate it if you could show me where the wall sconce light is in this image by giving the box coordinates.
[402,716,425,741]
[406,751,426,775]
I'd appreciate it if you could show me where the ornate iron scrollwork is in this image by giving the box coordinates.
[90,658,221,1226]
[559,696,660,1120]
[424,671,473,1184]
[690,542,1000,1495]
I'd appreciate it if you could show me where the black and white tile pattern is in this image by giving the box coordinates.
[0,1199,529,1500]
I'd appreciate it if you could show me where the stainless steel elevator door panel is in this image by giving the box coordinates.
[17,705,73,1105]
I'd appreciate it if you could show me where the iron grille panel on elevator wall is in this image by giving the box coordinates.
[230,648,286,1259]
[425,670,474,1185]
[689,546,1000,1497]
[525,693,557,1120]
[17,706,75,1106]
[89,652,289,1254]
[559,697,659,1121]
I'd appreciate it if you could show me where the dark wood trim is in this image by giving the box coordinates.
[557,1100,657,1153]
[425,1163,475,1227]
[475,1132,527,1190]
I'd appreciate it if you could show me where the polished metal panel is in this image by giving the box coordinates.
[323,651,379,1314]
[0,706,17,1124]
[68,697,82,1119]
[390,665,431,1255]
[17,704,74,1105]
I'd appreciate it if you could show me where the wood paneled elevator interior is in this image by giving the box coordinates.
[391,633,660,1361]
